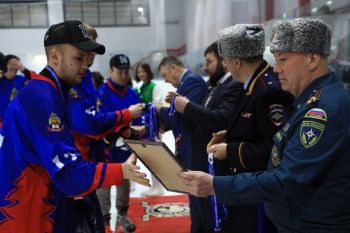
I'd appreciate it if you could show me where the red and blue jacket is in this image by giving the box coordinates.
[0,69,123,233]
[98,79,142,163]
[68,70,132,162]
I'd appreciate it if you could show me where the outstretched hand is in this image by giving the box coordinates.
[178,170,214,197]
[122,154,150,187]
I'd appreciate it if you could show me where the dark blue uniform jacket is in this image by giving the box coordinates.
[214,72,350,233]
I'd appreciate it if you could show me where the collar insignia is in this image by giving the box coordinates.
[306,89,321,105]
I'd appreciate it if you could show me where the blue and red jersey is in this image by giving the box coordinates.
[0,69,123,233]
[68,70,132,162]
[0,75,27,128]
[98,79,142,162]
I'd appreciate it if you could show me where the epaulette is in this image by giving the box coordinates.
[306,89,321,105]
[262,71,279,90]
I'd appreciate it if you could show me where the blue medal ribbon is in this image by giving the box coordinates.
[46,65,65,102]
[208,153,227,231]
[141,103,160,141]
[169,95,182,157]
[169,95,176,115]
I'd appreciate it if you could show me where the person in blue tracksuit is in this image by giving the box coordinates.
[66,23,143,233]
[0,20,149,233]
[0,54,30,129]
[179,18,350,233]
[97,54,143,233]
[158,56,208,233]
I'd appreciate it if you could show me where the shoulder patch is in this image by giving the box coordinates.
[306,89,321,105]
[300,120,325,148]
[304,108,327,122]
[262,72,279,89]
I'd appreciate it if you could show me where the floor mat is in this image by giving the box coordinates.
[116,195,190,233]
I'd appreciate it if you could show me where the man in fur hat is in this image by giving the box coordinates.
[179,18,350,233]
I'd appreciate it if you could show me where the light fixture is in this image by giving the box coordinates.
[311,7,318,13]
[326,1,332,5]
[137,7,144,13]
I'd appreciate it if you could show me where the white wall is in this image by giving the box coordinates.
[0,0,166,79]
[164,0,185,49]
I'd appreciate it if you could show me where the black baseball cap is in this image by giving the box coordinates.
[110,54,130,69]
[44,20,105,55]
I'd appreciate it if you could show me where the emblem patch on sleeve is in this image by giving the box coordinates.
[300,120,325,148]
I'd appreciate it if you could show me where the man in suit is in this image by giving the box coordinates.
[173,42,242,233]
[158,56,208,233]
[158,56,208,169]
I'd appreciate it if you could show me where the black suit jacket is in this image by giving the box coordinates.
[182,76,243,171]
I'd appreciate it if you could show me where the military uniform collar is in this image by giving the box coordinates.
[293,72,336,108]
[244,60,270,95]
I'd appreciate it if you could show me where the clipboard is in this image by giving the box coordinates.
[124,139,189,194]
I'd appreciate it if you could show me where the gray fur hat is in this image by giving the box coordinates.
[270,18,331,56]
[217,24,265,59]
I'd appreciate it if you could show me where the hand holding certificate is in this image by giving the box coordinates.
[124,139,189,193]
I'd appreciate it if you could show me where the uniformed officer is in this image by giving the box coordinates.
[196,24,292,233]
[179,18,350,233]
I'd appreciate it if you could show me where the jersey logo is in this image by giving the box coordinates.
[47,112,64,132]
[304,108,327,122]
[300,120,325,148]
[85,107,96,116]
[68,88,80,99]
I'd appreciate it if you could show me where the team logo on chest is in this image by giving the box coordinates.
[47,112,64,132]
[68,88,80,99]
